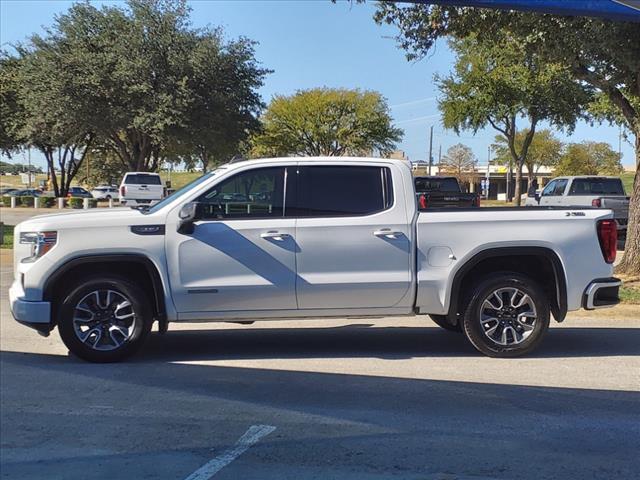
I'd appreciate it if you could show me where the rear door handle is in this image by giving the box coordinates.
[260,231,291,241]
[373,228,403,239]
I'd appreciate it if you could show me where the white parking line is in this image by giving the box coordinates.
[184,424,276,480]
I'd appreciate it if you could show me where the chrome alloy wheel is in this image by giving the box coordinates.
[479,287,537,346]
[72,289,136,351]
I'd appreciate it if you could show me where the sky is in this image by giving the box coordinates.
[0,0,635,169]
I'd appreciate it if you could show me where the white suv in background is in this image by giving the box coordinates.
[119,172,164,207]
[90,185,119,200]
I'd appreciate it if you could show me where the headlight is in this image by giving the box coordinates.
[19,231,57,262]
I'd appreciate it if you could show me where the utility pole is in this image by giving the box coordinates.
[428,125,433,176]
[28,148,32,188]
[438,145,442,173]
[86,153,90,185]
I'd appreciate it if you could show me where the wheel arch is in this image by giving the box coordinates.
[43,254,167,327]
[446,247,567,324]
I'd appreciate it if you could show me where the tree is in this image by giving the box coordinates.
[249,88,403,157]
[1,41,94,197]
[15,0,267,173]
[176,34,267,172]
[436,36,588,205]
[439,143,477,185]
[372,3,640,271]
[555,141,624,177]
[81,148,128,187]
[0,54,24,158]
[493,129,563,188]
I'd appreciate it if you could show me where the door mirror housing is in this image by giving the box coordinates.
[534,193,540,203]
[177,202,198,234]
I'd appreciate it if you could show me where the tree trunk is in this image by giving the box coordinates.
[617,134,640,275]
[514,162,523,206]
[201,148,209,174]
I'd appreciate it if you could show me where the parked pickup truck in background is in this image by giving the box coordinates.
[119,172,164,207]
[534,176,630,243]
[10,158,620,362]
[415,176,480,209]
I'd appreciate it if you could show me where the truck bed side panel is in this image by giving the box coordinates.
[415,209,615,314]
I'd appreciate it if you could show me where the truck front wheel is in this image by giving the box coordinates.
[57,275,152,363]
[462,272,549,357]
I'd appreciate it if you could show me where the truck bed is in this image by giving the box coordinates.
[414,207,615,315]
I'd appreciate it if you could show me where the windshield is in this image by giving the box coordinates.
[146,170,223,214]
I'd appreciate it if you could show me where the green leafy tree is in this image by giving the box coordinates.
[81,148,128,188]
[18,0,267,173]
[0,54,24,158]
[555,142,624,177]
[493,129,563,187]
[439,143,477,186]
[436,36,588,205]
[175,33,267,172]
[372,2,640,272]
[4,41,94,197]
[250,88,403,157]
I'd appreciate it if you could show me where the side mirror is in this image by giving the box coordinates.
[177,202,198,234]
[534,193,540,203]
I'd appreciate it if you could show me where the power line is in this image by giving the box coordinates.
[390,97,436,109]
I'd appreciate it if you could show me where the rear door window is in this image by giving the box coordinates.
[293,166,393,217]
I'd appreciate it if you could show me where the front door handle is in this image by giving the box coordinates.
[260,231,291,241]
[373,228,403,239]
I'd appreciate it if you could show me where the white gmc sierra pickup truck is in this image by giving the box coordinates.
[9,157,621,362]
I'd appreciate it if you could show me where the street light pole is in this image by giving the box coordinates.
[485,145,491,199]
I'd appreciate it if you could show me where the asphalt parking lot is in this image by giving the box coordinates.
[1,253,639,480]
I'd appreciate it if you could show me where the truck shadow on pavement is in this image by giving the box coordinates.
[129,324,640,362]
[1,347,639,480]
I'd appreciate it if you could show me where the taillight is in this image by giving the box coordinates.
[592,198,601,207]
[419,194,427,209]
[120,186,126,197]
[597,219,617,264]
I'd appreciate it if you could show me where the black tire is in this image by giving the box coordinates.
[461,272,549,358]
[57,275,152,363]
[429,314,462,333]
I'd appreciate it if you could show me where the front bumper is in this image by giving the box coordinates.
[9,279,52,334]
[583,278,621,310]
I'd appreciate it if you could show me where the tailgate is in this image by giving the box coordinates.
[128,184,163,200]
[601,197,630,221]
[419,192,477,208]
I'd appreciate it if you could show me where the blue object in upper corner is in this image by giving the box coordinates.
[411,1,640,22]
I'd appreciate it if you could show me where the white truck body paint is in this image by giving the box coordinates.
[10,157,617,333]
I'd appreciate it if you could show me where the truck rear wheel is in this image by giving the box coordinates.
[429,314,462,333]
[461,272,549,357]
[57,275,152,363]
